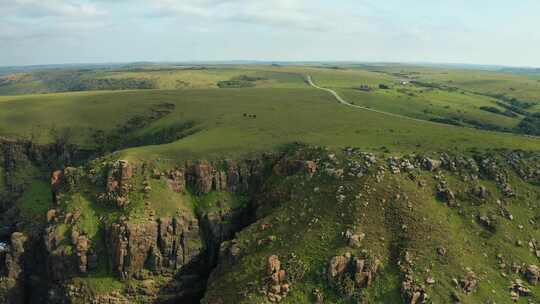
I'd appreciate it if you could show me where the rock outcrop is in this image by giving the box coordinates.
[185,158,270,195]
[264,255,290,303]
[98,160,134,208]
[0,232,28,304]
[109,215,202,279]
[327,253,380,298]
[524,264,540,285]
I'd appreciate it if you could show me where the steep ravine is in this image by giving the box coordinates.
[1,143,317,303]
[0,138,94,303]
[0,142,389,303]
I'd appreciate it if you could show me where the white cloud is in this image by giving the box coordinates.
[148,0,340,31]
[0,0,106,18]
[0,0,109,45]
[1,0,539,67]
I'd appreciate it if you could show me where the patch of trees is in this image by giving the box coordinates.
[461,118,511,132]
[410,80,459,92]
[0,70,158,93]
[45,77,156,92]
[90,102,181,153]
[355,85,372,92]
[479,106,518,118]
[475,92,535,115]
[316,66,345,70]
[217,80,256,88]
[430,116,512,133]
[122,121,198,147]
[518,113,540,136]
[429,117,463,126]
[217,74,268,88]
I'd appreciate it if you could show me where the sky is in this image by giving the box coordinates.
[1,0,539,67]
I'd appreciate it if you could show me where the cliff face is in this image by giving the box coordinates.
[0,138,89,303]
[28,152,314,303]
[108,215,202,279]
[5,142,538,303]
[0,232,28,304]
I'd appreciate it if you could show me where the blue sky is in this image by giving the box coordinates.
[1,0,539,67]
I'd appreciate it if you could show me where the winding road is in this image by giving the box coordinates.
[306,75,540,140]
[305,75,437,124]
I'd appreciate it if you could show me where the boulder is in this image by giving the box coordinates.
[51,170,63,204]
[47,209,57,223]
[267,255,281,275]
[328,255,349,280]
[305,161,317,177]
[424,158,441,171]
[75,235,90,273]
[437,188,456,204]
[347,233,365,248]
[525,265,540,285]
[460,269,478,294]
[118,160,133,180]
[5,232,27,280]
[167,169,186,193]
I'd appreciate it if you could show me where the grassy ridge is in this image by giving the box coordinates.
[3,64,540,137]
[0,87,538,162]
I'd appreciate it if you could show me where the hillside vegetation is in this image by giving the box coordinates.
[0,63,540,304]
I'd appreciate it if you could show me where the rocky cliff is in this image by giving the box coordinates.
[2,142,540,303]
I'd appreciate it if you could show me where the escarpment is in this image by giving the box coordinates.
[30,151,321,303]
[3,141,540,303]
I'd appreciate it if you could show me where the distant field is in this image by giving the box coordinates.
[2,63,540,144]
[0,66,309,95]
[365,65,540,108]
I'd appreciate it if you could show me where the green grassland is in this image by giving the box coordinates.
[362,64,540,109]
[16,180,52,222]
[0,84,538,162]
[3,64,540,136]
[0,66,308,95]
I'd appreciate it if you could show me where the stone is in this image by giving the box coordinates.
[51,170,63,204]
[278,269,286,282]
[143,185,152,193]
[281,283,290,294]
[75,235,90,273]
[460,269,478,294]
[270,284,281,294]
[312,289,324,304]
[477,185,489,199]
[347,233,365,248]
[424,158,442,171]
[305,161,317,177]
[267,255,281,276]
[328,255,349,280]
[47,209,57,223]
[525,265,540,285]
[436,247,446,257]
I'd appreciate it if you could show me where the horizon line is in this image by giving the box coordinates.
[1,60,540,71]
